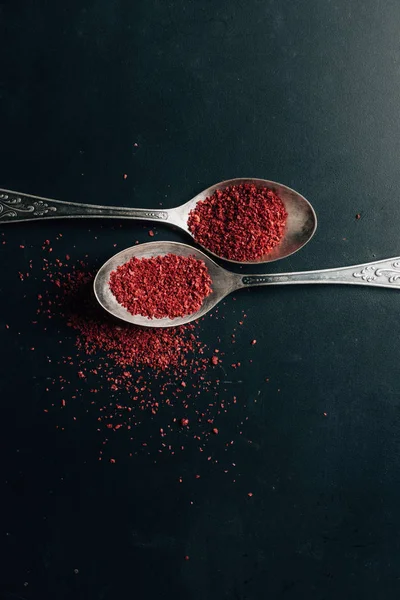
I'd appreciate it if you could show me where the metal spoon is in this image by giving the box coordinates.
[0,177,316,264]
[95,241,400,328]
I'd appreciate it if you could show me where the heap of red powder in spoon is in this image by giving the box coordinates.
[109,253,213,319]
[187,183,288,261]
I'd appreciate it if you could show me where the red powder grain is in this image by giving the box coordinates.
[109,254,213,319]
[187,183,288,261]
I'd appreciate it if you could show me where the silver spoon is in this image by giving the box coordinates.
[0,177,316,265]
[94,241,400,328]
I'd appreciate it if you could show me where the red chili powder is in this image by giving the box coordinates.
[187,183,288,261]
[109,254,213,319]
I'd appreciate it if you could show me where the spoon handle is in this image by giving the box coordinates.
[0,188,170,223]
[240,257,400,289]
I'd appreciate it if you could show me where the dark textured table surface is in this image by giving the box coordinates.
[2,2,400,599]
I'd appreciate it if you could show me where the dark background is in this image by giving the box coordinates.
[1,1,400,599]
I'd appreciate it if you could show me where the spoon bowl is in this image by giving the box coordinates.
[94,241,233,328]
[168,177,317,264]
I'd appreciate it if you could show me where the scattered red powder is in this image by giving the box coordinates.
[34,258,236,450]
[188,183,287,261]
[13,236,253,471]
[109,254,213,319]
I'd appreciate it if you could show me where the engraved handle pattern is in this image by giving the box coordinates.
[352,262,400,283]
[0,192,57,219]
[0,190,169,223]
[241,257,400,289]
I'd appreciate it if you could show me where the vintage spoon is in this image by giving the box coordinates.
[94,241,400,328]
[0,177,316,264]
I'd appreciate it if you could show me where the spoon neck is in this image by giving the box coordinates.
[108,206,171,222]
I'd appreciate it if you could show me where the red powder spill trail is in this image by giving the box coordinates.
[188,183,287,262]
[32,246,248,465]
[109,253,212,319]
